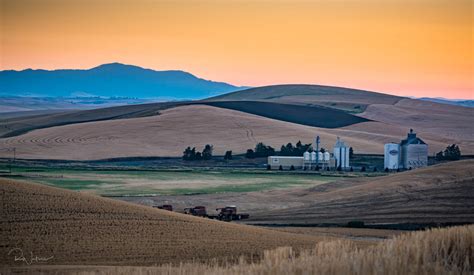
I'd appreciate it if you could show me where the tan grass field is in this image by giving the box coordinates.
[0,177,345,268]
[6,225,472,275]
[250,159,474,224]
[0,104,472,160]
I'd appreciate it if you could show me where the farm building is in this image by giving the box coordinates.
[267,136,340,170]
[268,156,304,170]
[384,129,428,170]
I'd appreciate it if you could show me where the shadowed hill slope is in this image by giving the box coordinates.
[201,101,369,128]
[0,178,325,267]
[250,160,474,225]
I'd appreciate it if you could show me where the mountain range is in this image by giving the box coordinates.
[0,63,243,99]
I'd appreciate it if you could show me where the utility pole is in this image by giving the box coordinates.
[315,136,320,166]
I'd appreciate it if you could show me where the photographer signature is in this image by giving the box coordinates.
[8,248,53,265]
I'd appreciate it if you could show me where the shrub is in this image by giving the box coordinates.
[245,149,255,159]
[224,150,233,160]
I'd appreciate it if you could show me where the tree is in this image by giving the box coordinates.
[182,146,192,161]
[320,148,326,153]
[182,146,197,161]
[195,152,202,160]
[373,167,377,172]
[361,166,366,172]
[279,165,283,171]
[349,147,354,159]
[266,164,271,170]
[202,144,213,160]
[444,144,461,161]
[254,142,275,158]
[279,141,311,156]
[350,167,353,172]
[290,165,295,171]
[384,168,389,172]
[224,150,233,160]
[435,144,461,161]
[435,151,444,161]
[245,149,255,159]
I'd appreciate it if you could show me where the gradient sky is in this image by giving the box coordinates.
[1,0,472,99]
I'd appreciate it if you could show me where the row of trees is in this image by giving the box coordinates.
[183,141,355,161]
[245,142,276,159]
[280,141,312,156]
[182,144,213,161]
[435,144,461,161]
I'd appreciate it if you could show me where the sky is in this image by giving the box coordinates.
[1,0,472,99]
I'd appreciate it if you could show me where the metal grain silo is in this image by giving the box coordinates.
[384,143,400,170]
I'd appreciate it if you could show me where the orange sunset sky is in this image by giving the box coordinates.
[1,0,473,99]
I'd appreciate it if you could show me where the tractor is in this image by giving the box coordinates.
[153,204,173,211]
[184,206,208,217]
[214,205,250,221]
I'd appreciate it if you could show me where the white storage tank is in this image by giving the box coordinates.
[384,143,400,170]
[333,137,350,168]
[318,152,323,162]
[303,151,310,161]
[324,152,330,161]
[311,151,317,162]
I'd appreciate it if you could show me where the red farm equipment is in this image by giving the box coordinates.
[153,204,173,211]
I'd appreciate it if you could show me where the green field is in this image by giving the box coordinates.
[2,167,336,196]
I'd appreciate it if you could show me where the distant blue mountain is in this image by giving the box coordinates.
[0,63,243,99]
[418,97,474,108]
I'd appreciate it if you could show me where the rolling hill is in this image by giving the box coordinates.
[248,160,474,225]
[0,178,324,267]
[0,84,472,160]
[1,104,466,160]
[0,63,242,99]
[208,84,403,112]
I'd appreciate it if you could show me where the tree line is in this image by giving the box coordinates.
[182,141,354,161]
[435,144,461,161]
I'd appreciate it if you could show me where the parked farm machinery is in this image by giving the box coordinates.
[184,205,250,222]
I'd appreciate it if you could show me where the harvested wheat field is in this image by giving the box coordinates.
[7,225,473,275]
[0,177,344,268]
[1,104,471,160]
[250,160,474,224]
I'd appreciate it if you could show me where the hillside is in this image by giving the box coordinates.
[2,105,467,160]
[208,84,403,112]
[0,63,241,99]
[0,178,327,267]
[0,101,189,138]
[0,96,158,114]
[0,85,472,159]
[210,85,474,149]
[249,160,474,225]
